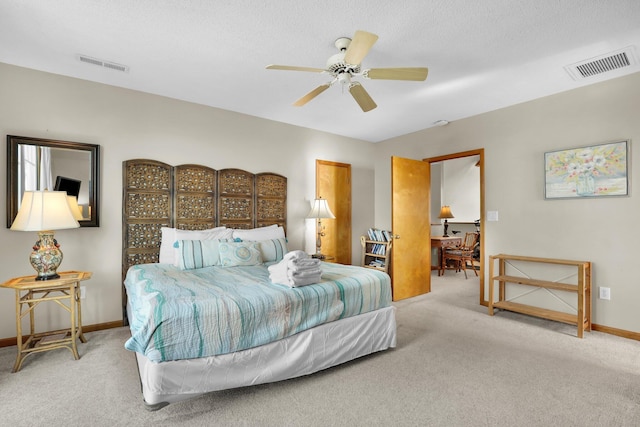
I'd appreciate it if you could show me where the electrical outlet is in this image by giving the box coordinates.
[80,286,86,299]
[599,286,610,300]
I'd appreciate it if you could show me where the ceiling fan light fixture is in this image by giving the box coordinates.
[337,73,351,85]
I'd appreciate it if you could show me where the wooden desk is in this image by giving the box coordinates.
[1,271,92,372]
[431,236,462,273]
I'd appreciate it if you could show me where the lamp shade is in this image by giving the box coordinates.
[307,198,336,219]
[66,195,84,221]
[11,191,80,231]
[438,205,454,219]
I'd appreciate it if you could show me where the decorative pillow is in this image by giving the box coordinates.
[256,238,288,264]
[159,226,232,265]
[232,225,285,241]
[176,240,223,270]
[218,241,263,267]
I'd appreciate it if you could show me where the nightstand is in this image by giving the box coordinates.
[0,271,92,372]
[311,254,336,262]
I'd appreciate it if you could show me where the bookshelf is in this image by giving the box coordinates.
[360,228,392,273]
[488,254,591,338]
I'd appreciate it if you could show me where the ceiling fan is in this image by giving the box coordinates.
[266,30,428,112]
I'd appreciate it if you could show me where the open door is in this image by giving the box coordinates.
[391,156,431,300]
[316,160,352,264]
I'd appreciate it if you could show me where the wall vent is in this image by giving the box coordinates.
[77,54,129,73]
[564,46,637,80]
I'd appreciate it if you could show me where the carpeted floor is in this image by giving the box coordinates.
[0,272,638,426]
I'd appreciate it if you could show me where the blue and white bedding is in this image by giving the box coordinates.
[124,262,392,362]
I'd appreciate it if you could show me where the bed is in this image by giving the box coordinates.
[122,159,397,409]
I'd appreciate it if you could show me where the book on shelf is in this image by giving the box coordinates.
[368,259,385,268]
[366,228,392,242]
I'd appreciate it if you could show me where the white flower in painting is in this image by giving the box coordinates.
[567,163,580,175]
[593,155,606,167]
[580,162,595,174]
[578,149,593,161]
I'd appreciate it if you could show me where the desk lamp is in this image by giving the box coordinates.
[438,205,454,237]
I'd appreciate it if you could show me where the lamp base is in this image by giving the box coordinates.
[29,230,63,281]
[315,219,325,258]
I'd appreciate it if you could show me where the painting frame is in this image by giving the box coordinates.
[544,140,629,200]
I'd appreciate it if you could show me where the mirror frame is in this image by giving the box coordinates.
[6,135,100,227]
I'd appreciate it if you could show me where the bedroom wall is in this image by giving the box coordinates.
[373,71,640,334]
[0,62,376,340]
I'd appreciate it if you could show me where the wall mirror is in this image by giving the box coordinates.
[6,135,100,227]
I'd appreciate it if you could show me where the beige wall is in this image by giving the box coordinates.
[374,71,640,333]
[1,61,639,340]
[0,63,376,339]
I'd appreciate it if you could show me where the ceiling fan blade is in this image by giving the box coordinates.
[266,64,325,73]
[293,84,331,106]
[365,67,429,81]
[344,30,378,65]
[349,82,377,112]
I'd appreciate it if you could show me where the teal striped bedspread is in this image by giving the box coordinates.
[124,262,392,362]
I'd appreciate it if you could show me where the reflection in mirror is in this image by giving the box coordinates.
[7,136,100,227]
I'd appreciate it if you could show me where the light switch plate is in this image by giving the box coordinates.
[487,211,499,221]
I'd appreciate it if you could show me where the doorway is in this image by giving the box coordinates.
[424,149,486,306]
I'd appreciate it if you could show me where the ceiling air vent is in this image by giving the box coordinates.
[77,54,129,73]
[564,46,637,80]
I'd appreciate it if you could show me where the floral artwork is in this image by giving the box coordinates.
[544,140,628,199]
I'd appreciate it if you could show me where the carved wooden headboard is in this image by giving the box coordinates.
[121,159,287,319]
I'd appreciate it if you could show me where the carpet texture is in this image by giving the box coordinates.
[0,272,638,426]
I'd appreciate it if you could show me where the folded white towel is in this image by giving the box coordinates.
[270,273,319,287]
[287,258,320,272]
[288,268,322,279]
[268,252,322,287]
[267,263,288,283]
[287,270,322,287]
[283,250,308,262]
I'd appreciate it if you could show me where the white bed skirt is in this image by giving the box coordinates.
[133,305,397,408]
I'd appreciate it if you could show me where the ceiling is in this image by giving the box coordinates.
[2,1,640,143]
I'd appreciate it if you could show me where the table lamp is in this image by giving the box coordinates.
[307,197,335,258]
[438,205,454,237]
[66,195,85,221]
[10,191,80,280]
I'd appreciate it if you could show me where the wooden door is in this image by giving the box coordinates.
[316,160,352,264]
[391,156,431,300]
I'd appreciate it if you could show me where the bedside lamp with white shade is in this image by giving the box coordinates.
[10,191,80,280]
[66,195,85,221]
[307,197,336,259]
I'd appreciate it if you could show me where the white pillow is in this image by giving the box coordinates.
[232,225,285,241]
[159,226,232,265]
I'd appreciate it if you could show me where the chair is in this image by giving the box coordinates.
[440,232,479,279]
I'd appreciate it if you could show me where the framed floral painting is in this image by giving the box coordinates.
[544,140,629,199]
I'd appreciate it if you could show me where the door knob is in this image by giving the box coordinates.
[394,234,400,239]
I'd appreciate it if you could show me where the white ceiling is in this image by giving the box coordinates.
[2,0,640,143]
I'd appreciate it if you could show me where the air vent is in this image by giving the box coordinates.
[77,54,129,73]
[564,46,637,80]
